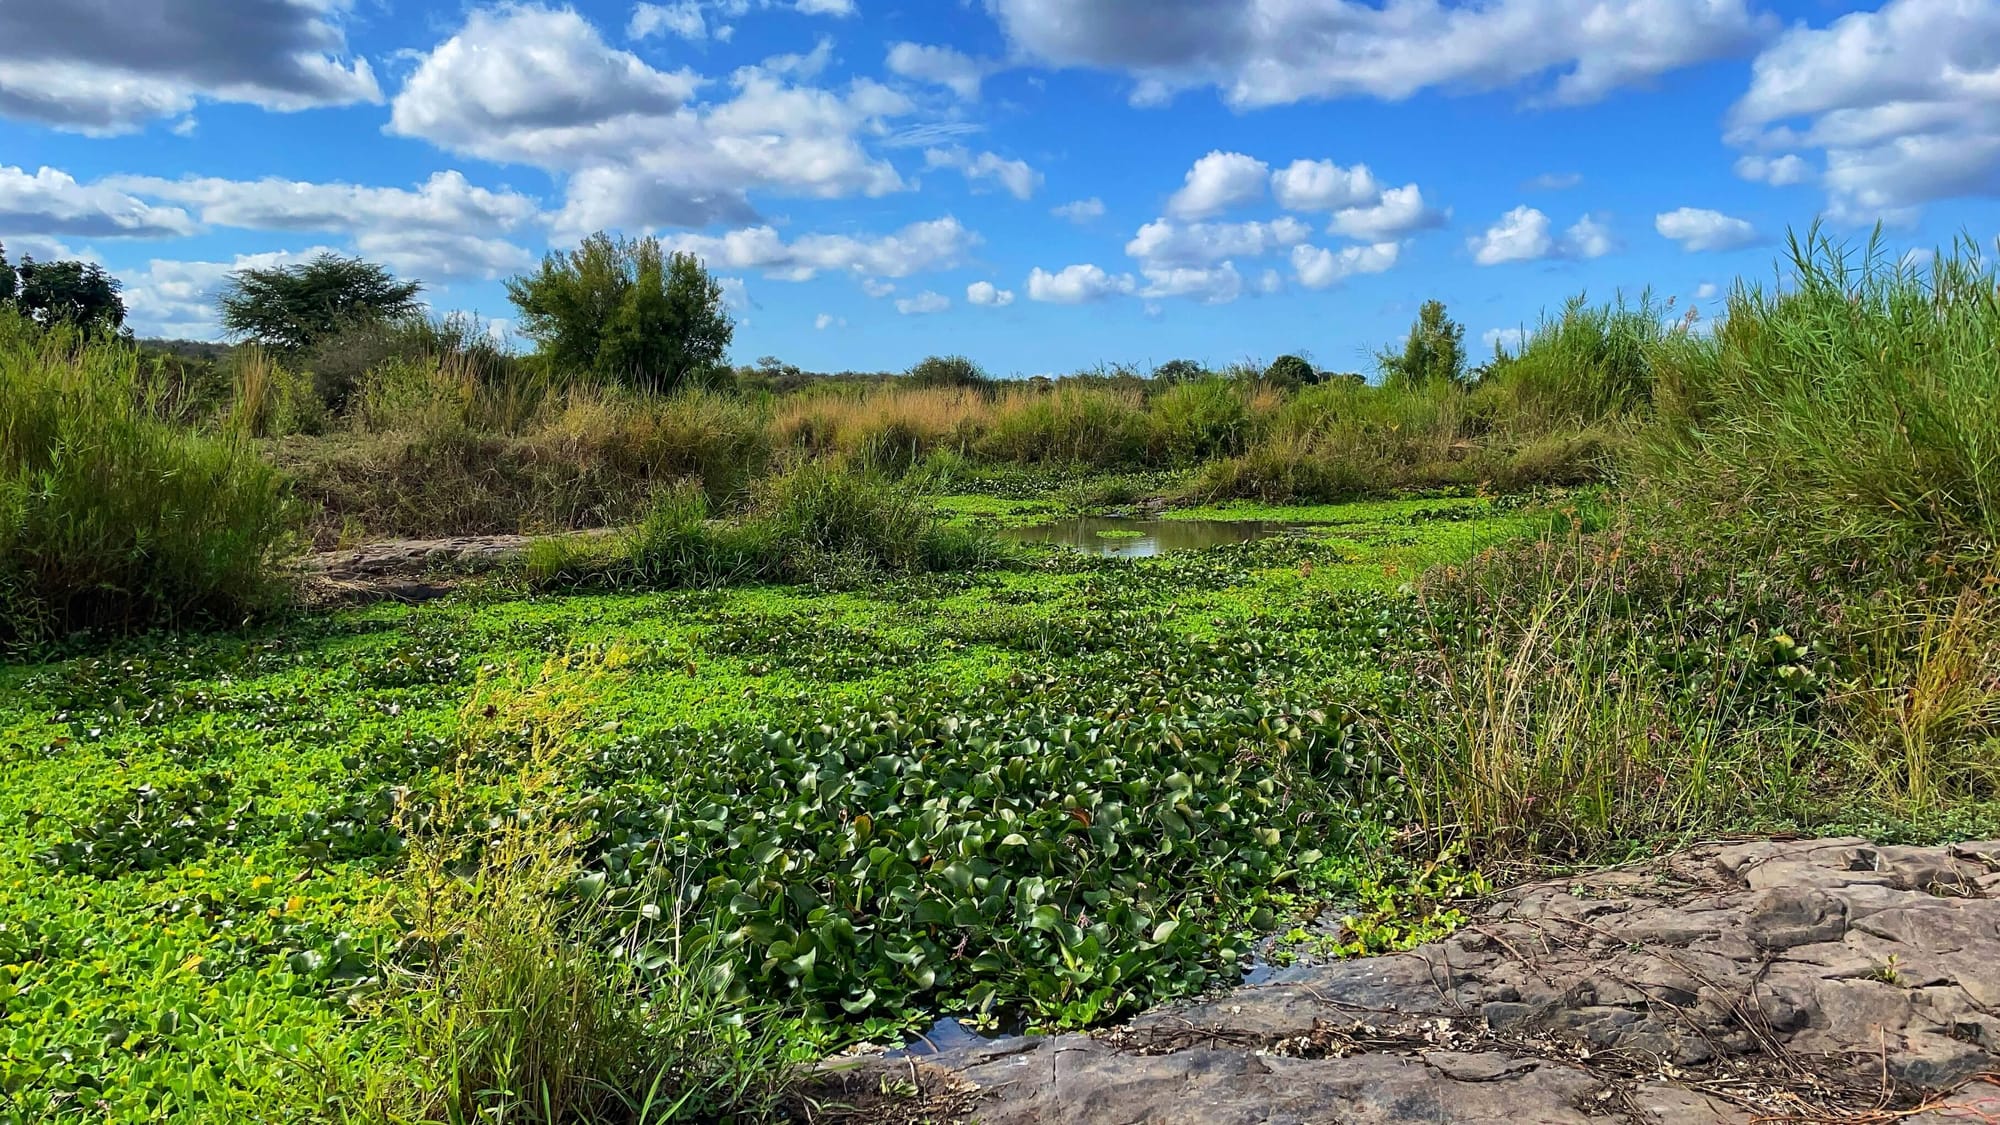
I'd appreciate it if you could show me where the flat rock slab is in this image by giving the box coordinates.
[299,534,564,605]
[814,838,2000,1123]
[306,535,536,580]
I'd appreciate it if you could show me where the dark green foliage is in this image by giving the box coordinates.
[1263,354,1316,390]
[506,233,735,393]
[583,677,1388,1029]
[906,354,990,389]
[14,257,126,335]
[1151,358,1209,384]
[218,254,422,354]
[0,241,15,306]
[1379,300,1466,389]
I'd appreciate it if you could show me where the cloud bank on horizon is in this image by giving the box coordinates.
[1,0,1995,372]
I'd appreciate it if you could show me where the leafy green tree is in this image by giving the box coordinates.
[0,242,16,308]
[1263,354,1317,391]
[506,233,734,391]
[218,254,423,353]
[1151,358,1208,385]
[16,258,125,335]
[1379,299,1467,389]
[907,354,989,389]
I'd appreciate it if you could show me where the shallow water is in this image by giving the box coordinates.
[883,1017,1013,1058]
[999,517,1301,558]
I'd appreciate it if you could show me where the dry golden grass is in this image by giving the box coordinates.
[772,385,992,459]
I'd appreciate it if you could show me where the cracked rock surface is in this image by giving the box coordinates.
[815,838,2000,1123]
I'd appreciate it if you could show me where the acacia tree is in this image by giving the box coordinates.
[505,233,734,392]
[15,258,125,335]
[1379,299,1467,389]
[218,254,423,353]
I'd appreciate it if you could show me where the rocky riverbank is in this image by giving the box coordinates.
[816,838,2000,1124]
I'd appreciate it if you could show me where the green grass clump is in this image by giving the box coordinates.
[528,466,1000,590]
[1472,292,1671,429]
[1386,232,2000,858]
[0,313,296,645]
[1640,227,2000,560]
[978,386,1152,467]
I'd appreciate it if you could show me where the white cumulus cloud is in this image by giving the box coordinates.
[886,42,988,100]
[1124,217,1312,268]
[1326,183,1447,241]
[1654,207,1763,252]
[1271,159,1379,211]
[1052,197,1107,223]
[967,280,1016,306]
[1468,206,1617,265]
[0,165,197,239]
[388,5,913,234]
[1165,151,1269,219]
[0,0,380,134]
[1291,242,1400,289]
[1727,0,2000,221]
[1026,263,1136,303]
[1734,153,1811,186]
[661,216,978,281]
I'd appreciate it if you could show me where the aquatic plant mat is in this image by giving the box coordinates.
[0,498,1530,1122]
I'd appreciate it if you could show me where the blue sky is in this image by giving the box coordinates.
[3,0,1997,376]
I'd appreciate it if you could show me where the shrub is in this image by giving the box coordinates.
[306,312,519,412]
[755,463,996,580]
[290,386,770,545]
[1379,300,1466,390]
[772,386,989,476]
[1263,354,1316,391]
[1151,358,1209,385]
[0,314,295,644]
[1389,516,1842,857]
[347,657,800,1123]
[906,354,990,390]
[1195,378,1480,502]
